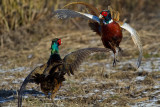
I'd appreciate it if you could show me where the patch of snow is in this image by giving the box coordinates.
[1,81,8,85]
[136,76,145,81]
[81,78,96,84]
[89,62,99,67]
[0,96,14,103]
[12,80,20,84]
[27,54,33,59]
[94,89,100,93]
[9,67,26,72]
[0,69,7,73]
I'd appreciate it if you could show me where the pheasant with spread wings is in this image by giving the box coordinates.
[18,38,110,107]
[53,2,143,69]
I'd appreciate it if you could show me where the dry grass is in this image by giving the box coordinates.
[0,0,159,34]
[0,0,160,107]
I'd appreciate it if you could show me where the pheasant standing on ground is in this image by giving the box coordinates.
[53,2,143,68]
[18,38,110,107]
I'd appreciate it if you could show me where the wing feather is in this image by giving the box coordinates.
[120,22,143,69]
[62,48,110,75]
[18,64,47,107]
[88,22,101,35]
[62,2,102,35]
[53,9,100,23]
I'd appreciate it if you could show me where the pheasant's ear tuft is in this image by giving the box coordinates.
[57,39,61,45]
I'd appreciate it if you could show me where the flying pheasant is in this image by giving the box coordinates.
[53,2,143,68]
[18,38,110,107]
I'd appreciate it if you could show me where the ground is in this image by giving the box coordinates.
[0,1,160,107]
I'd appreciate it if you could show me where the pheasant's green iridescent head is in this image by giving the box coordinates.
[99,10,112,24]
[51,38,61,54]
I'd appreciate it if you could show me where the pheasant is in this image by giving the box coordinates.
[18,38,110,107]
[53,2,143,68]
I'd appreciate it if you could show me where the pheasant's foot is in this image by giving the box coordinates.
[113,58,119,67]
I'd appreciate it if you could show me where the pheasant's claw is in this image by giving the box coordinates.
[113,58,116,67]
[113,58,119,67]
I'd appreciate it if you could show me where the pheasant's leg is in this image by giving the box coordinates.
[51,82,62,99]
[113,54,116,67]
[108,42,118,67]
[115,46,123,59]
[50,81,62,107]
[113,54,119,67]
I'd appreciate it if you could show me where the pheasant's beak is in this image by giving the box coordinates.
[99,14,104,19]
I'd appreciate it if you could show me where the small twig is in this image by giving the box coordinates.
[1,35,4,49]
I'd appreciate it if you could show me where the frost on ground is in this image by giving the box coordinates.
[0,57,160,107]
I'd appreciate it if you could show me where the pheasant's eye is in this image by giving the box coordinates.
[101,11,108,17]
[57,39,61,45]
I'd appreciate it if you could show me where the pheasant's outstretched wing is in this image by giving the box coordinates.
[119,22,143,69]
[18,64,47,107]
[53,9,100,23]
[63,2,99,16]
[89,21,101,35]
[63,2,101,35]
[62,48,110,75]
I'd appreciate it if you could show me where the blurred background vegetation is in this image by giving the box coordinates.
[0,0,159,50]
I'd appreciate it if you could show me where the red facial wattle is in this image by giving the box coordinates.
[101,11,108,17]
[57,39,61,45]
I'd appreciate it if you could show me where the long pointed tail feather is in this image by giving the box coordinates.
[63,2,99,16]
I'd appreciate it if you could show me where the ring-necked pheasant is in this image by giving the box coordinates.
[53,2,143,69]
[18,38,110,107]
